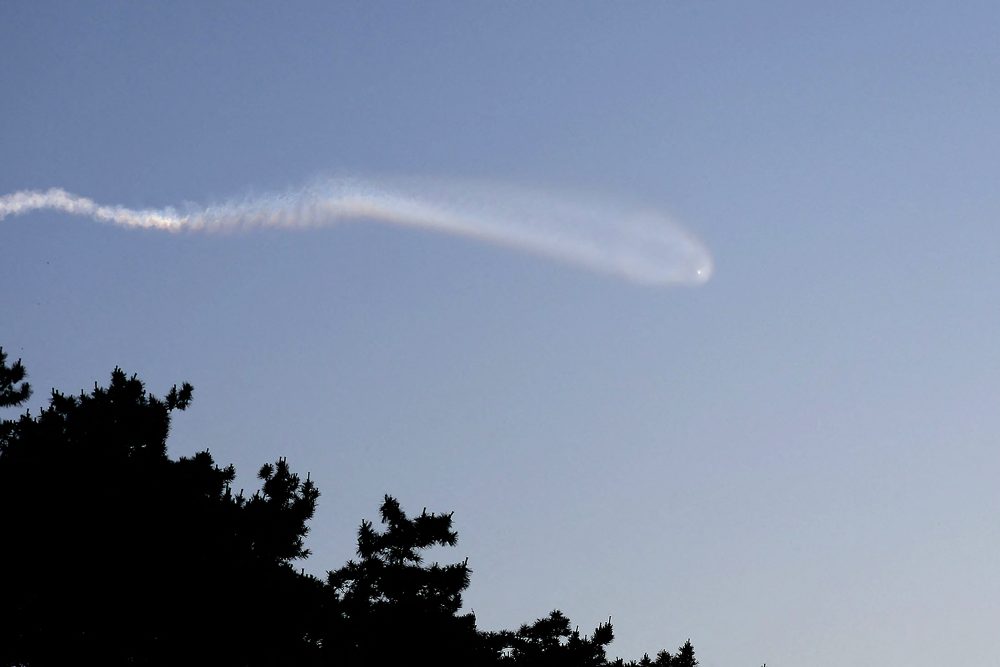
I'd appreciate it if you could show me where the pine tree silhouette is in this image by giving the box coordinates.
[326,494,485,664]
[0,350,696,666]
[0,347,30,408]
[0,365,325,665]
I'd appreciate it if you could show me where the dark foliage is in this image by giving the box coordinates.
[613,639,698,667]
[323,495,486,664]
[0,347,31,407]
[0,367,322,665]
[487,610,616,667]
[0,352,696,666]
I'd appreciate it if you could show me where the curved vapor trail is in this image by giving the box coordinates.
[0,179,713,286]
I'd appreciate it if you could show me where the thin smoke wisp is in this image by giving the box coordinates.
[0,178,713,286]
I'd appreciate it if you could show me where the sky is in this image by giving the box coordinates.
[3,1,1000,664]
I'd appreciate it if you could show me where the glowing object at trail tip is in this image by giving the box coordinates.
[0,179,713,286]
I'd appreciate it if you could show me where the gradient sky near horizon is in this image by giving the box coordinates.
[4,2,1000,664]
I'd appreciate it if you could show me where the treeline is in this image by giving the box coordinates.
[0,349,696,666]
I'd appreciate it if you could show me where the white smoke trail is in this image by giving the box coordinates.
[0,178,713,286]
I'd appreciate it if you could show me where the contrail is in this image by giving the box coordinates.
[0,178,712,286]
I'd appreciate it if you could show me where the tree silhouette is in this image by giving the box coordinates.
[626,640,697,667]
[0,365,324,665]
[487,610,616,666]
[325,495,486,664]
[0,351,696,666]
[0,347,30,407]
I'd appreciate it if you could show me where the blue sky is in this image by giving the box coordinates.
[4,2,1000,664]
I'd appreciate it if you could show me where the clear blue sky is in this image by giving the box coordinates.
[4,2,1000,664]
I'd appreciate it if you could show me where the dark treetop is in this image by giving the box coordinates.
[0,349,697,666]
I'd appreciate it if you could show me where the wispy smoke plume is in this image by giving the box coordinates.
[0,178,713,286]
